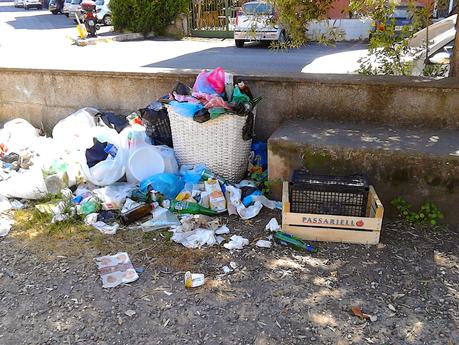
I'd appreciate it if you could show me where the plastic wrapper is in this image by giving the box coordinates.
[139,173,184,200]
[93,183,136,210]
[207,67,225,94]
[265,218,281,232]
[223,235,249,250]
[95,252,139,288]
[171,228,217,249]
[193,70,217,94]
[256,240,272,248]
[169,101,204,118]
[141,207,180,232]
[92,221,119,235]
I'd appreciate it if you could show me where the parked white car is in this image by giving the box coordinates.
[234,1,287,48]
[96,0,112,26]
[63,0,72,17]
[14,0,25,8]
[24,0,42,10]
[68,0,83,22]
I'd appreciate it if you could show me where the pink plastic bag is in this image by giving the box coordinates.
[193,70,216,94]
[207,67,225,94]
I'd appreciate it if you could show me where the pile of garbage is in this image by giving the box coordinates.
[166,67,261,123]
[0,68,278,249]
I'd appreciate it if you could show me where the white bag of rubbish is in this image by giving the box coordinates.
[52,107,99,150]
[81,126,127,186]
[0,166,48,199]
[2,118,40,152]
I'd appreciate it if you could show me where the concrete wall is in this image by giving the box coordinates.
[307,19,372,41]
[1,67,459,140]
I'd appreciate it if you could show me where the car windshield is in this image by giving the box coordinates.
[393,7,410,18]
[242,2,274,15]
[95,0,103,5]
[70,0,81,4]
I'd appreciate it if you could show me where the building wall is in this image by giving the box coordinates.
[329,0,350,19]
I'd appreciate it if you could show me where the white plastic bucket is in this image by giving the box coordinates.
[81,127,127,186]
[126,146,165,183]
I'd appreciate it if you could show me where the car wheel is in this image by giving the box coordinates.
[51,9,58,14]
[278,30,287,45]
[38,6,42,9]
[103,14,112,26]
[235,40,245,48]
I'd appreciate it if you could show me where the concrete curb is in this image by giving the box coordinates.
[75,32,155,46]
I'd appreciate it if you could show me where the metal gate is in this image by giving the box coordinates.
[189,0,247,38]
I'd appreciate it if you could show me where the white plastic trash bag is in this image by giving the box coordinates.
[0,167,48,199]
[2,118,40,152]
[52,107,98,150]
[81,127,127,186]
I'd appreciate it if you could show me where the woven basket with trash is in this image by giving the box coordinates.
[0,67,288,263]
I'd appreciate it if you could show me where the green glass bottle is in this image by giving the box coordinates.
[273,231,318,253]
[169,200,218,217]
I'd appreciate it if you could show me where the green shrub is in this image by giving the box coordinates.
[111,0,188,35]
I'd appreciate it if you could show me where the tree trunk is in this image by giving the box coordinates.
[450,15,459,77]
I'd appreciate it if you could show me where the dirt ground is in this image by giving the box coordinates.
[0,208,458,345]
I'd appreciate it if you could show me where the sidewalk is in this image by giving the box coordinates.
[74,28,155,46]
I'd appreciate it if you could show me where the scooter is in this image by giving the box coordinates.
[81,0,99,38]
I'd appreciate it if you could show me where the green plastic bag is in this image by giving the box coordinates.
[232,86,250,105]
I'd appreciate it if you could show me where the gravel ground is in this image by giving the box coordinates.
[0,209,458,345]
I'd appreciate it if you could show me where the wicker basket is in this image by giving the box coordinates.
[167,108,252,183]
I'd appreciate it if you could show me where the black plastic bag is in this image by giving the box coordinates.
[139,101,173,148]
[242,112,255,141]
[97,112,129,133]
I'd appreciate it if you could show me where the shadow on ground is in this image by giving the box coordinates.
[141,42,367,74]
[5,12,72,29]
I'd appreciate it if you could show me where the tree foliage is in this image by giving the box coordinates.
[271,0,334,47]
[110,0,188,35]
[350,0,450,76]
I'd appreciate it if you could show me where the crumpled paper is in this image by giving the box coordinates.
[171,228,217,249]
[265,218,281,232]
[223,235,249,250]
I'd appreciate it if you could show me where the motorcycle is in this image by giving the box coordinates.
[81,0,99,38]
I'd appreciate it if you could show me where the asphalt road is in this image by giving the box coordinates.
[0,0,368,74]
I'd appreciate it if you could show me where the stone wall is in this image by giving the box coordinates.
[0,68,459,139]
